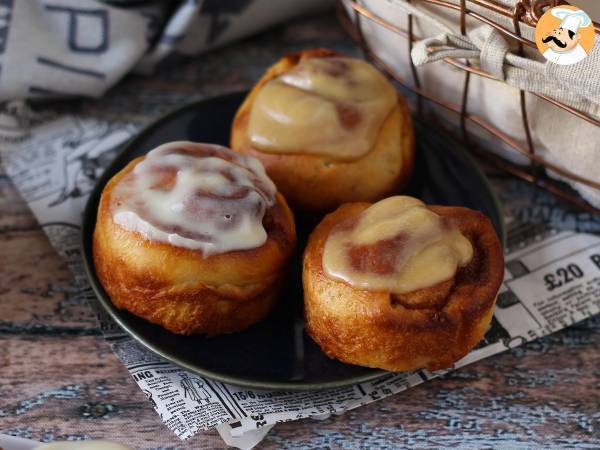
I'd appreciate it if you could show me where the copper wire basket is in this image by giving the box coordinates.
[338,0,600,213]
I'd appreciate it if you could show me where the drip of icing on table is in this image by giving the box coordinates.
[35,441,133,450]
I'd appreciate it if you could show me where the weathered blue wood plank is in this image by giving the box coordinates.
[0,13,598,450]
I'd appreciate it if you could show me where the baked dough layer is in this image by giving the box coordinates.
[303,202,504,371]
[231,48,414,212]
[93,156,296,336]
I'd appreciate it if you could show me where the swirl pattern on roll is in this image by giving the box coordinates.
[247,56,397,160]
[111,141,276,255]
[322,196,473,296]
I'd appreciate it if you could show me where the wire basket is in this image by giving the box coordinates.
[338,0,600,213]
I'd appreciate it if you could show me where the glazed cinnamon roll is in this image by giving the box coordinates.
[231,48,414,212]
[303,196,504,371]
[93,142,296,335]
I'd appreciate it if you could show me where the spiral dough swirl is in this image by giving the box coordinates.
[111,141,276,255]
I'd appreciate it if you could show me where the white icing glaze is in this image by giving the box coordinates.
[322,196,473,294]
[111,142,276,255]
[247,56,396,160]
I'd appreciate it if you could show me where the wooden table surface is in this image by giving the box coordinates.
[1,13,599,450]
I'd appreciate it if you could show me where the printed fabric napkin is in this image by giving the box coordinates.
[0,0,331,100]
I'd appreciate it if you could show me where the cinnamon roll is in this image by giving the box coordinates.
[303,196,504,371]
[231,48,414,212]
[93,142,296,335]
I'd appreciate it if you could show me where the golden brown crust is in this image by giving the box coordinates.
[303,202,504,371]
[93,157,296,336]
[230,48,415,213]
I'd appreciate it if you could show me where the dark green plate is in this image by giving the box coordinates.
[81,92,504,391]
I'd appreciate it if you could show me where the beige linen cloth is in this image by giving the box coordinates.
[344,0,600,208]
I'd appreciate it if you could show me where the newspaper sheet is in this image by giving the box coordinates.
[1,110,599,445]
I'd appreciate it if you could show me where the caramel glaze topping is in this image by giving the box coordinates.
[322,196,474,296]
[111,142,276,256]
[247,57,397,160]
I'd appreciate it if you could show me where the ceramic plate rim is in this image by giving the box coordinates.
[81,91,505,391]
